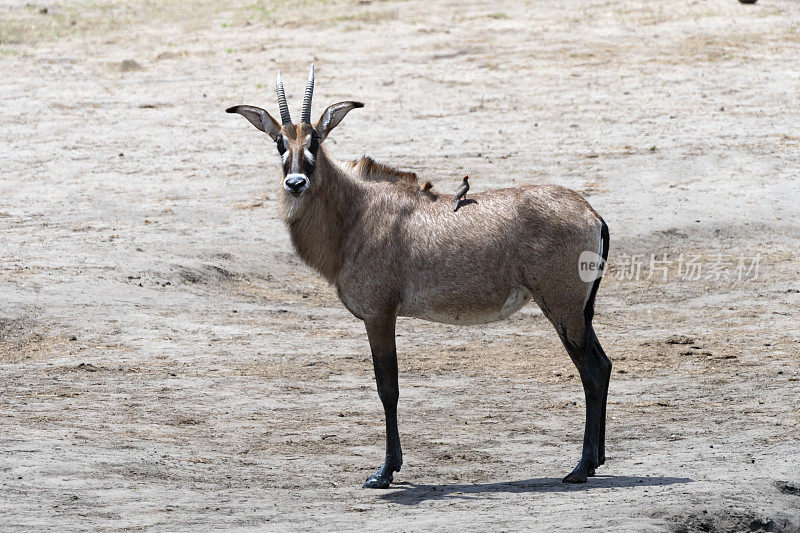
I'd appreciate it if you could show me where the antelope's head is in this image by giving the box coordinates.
[227,65,363,198]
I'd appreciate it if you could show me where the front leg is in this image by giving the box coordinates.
[362,317,402,489]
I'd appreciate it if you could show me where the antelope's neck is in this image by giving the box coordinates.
[283,150,364,284]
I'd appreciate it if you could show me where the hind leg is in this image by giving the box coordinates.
[535,297,611,483]
[560,327,610,483]
[591,329,612,466]
[524,217,611,482]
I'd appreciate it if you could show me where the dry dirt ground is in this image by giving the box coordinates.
[2,0,800,530]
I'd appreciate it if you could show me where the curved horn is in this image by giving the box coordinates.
[275,71,292,125]
[300,64,315,124]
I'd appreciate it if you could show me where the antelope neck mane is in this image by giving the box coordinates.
[346,156,428,195]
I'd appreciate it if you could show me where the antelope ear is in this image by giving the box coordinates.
[315,101,364,142]
[226,105,282,140]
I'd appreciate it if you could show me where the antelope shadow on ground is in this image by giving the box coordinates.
[377,475,694,504]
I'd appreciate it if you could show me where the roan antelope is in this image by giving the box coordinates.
[226,65,612,488]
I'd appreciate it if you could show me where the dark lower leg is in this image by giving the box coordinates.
[563,366,603,483]
[588,331,611,465]
[562,328,609,483]
[362,318,402,489]
[598,348,611,465]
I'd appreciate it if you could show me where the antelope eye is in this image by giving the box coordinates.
[275,135,286,155]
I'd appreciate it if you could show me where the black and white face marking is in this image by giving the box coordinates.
[276,131,319,197]
[276,133,289,164]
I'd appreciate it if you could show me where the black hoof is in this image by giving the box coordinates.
[562,458,597,483]
[562,471,588,483]
[363,472,393,489]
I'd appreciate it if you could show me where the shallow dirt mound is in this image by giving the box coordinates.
[668,510,799,533]
[775,481,800,497]
[173,262,246,286]
[0,317,71,363]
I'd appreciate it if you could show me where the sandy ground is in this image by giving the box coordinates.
[2,0,800,530]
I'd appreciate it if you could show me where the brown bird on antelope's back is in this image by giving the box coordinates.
[453,175,469,211]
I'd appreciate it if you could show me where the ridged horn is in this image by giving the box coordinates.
[276,71,292,125]
[300,64,315,124]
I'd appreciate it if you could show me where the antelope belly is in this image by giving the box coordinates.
[400,286,532,325]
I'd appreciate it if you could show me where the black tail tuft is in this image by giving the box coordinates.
[583,218,610,334]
